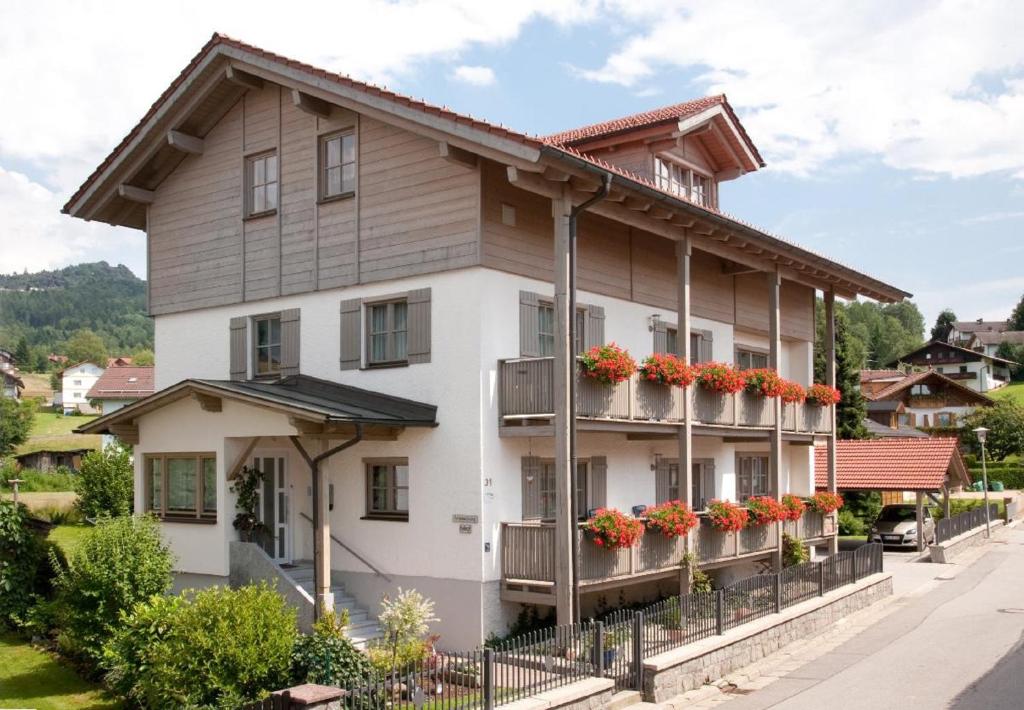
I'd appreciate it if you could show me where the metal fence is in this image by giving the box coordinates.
[935,503,999,544]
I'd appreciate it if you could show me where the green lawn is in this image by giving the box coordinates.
[990,381,1024,405]
[15,412,101,456]
[0,633,121,710]
[50,523,92,556]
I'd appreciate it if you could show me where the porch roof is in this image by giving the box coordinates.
[814,437,971,492]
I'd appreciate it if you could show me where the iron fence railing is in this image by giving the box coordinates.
[935,503,999,544]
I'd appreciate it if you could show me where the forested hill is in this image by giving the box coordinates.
[0,262,152,365]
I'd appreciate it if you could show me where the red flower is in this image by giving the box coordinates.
[745,496,786,525]
[584,508,644,550]
[694,363,747,394]
[645,500,699,538]
[809,491,844,514]
[579,343,637,385]
[780,380,807,404]
[742,368,785,398]
[781,494,806,521]
[639,353,697,388]
[706,500,749,532]
[806,384,841,406]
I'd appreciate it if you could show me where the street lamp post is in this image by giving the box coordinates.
[974,427,991,538]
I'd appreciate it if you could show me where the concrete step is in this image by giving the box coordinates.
[606,690,642,710]
[279,562,383,648]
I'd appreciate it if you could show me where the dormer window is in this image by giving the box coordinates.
[654,157,712,208]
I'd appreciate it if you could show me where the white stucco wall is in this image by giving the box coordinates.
[62,363,103,412]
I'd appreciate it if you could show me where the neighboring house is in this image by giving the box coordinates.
[967,330,1024,358]
[948,319,1008,347]
[2,369,24,399]
[864,369,993,429]
[48,354,69,366]
[0,348,15,372]
[107,356,135,367]
[863,400,929,439]
[72,35,909,647]
[859,369,906,398]
[14,447,93,473]
[60,361,105,414]
[87,366,155,447]
[889,340,1016,393]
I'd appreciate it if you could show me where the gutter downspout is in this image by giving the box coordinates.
[290,423,364,621]
[568,174,612,624]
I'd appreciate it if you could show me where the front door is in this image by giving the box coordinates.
[254,454,290,563]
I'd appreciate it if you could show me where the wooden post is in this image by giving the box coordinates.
[916,490,925,553]
[552,190,575,626]
[677,237,694,550]
[824,289,839,554]
[768,269,784,570]
[942,484,951,519]
[311,446,334,618]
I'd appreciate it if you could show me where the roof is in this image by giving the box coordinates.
[814,438,971,491]
[860,369,905,383]
[955,320,1008,334]
[971,331,1024,346]
[862,418,929,439]
[865,400,903,412]
[77,374,438,435]
[106,356,134,367]
[58,361,105,376]
[890,340,1020,367]
[2,370,24,388]
[14,446,95,459]
[867,368,994,405]
[86,366,154,400]
[62,33,910,304]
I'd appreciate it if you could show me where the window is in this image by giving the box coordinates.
[253,315,282,377]
[245,152,278,216]
[736,347,769,370]
[144,453,216,521]
[320,131,356,200]
[538,302,587,356]
[960,365,968,374]
[898,412,917,427]
[365,460,409,519]
[736,455,771,501]
[654,157,686,197]
[367,299,408,365]
[691,174,709,206]
[73,379,82,386]
[665,327,679,356]
[536,460,589,520]
[935,412,956,426]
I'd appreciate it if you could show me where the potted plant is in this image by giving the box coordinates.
[780,494,806,521]
[584,508,645,549]
[780,380,807,404]
[638,353,696,388]
[588,624,629,667]
[645,500,699,538]
[230,465,269,544]
[579,343,637,385]
[706,499,748,532]
[806,383,841,406]
[809,491,844,514]
[743,368,785,398]
[745,496,786,526]
[694,362,746,395]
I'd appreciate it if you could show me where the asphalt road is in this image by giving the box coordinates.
[724,527,1024,710]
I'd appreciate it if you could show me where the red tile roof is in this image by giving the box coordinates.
[860,369,905,383]
[86,366,154,400]
[814,438,969,491]
[866,368,992,405]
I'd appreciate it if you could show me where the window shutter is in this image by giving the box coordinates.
[655,459,670,504]
[737,456,752,501]
[703,460,716,509]
[519,291,541,357]
[585,305,605,349]
[696,329,714,363]
[521,456,543,520]
[279,308,301,377]
[406,288,432,364]
[339,298,362,370]
[229,317,247,381]
[652,319,668,354]
[590,456,607,510]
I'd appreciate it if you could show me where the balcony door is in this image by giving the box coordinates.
[656,458,715,510]
[254,453,291,564]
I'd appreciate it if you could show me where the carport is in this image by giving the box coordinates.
[815,437,972,552]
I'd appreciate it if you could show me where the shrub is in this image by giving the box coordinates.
[0,397,34,456]
[104,583,297,708]
[743,368,785,398]
[0,499,63,627]
[706,500,748,532]
[367,588,439,673]
[645,500,698,538]
[806,384,841,406]
[780,494,806,521]
[0,467,79,493]
[746,496,786,525]
[75,445,133,518]
[579,343,637,385]
[694,363,746,394]
[34,504,84,526]
[638,354,695,387]
[291,610,371,687]
[837,509,866,536]
[782,533,810,567]
[54,515,173,669]
[584,508,645,549]
[809,491,844,514]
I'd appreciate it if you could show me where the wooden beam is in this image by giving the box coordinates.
[117,184,155,205]
[722,262,761,276]
[438,141,479,169]
[227,437,260,480]
[225,65,264,90]
[506,165,561,198]
[624,196,653,213]
[626,433,678,441]
[108,423,139,445]
[289,416,328,436]
[568,175,603,193]
[191,392,222,412]
[166,130,204,155]
[291,88,332,118]
[648,207,674,221]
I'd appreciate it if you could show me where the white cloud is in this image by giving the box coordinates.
[574,0,1024,178]
[452,65,497,86]
[959,210,1024,225]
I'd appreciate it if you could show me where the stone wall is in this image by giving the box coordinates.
[229,541,314,631]
[643,574,893,702]
[499,677,615,710]
[929,520,1004,564]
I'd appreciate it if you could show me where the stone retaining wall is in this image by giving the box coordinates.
[929,520,1004,564]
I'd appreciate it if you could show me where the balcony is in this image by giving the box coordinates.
[498,358,832,435]
[500,511,834,600]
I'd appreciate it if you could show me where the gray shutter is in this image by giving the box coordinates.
[652,319,668,354]
[407,288,432,364]
[655,459,670,504]
[521,456,543,520]
[279,308,301,377]
[737,456,751,501]
[229,317,247,381]
[590,456,607,511]
[519,291,541,357]
[585,305,605,349]
[339,298,362,370]
[703,460,716,508]
[696,329,714,363]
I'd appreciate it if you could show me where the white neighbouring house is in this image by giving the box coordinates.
[888,340,1017,394]
[60,361,105,414]
[86,366,155,448]
[72,35,909,648]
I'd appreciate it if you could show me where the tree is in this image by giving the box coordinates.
[844,300,925,367]
[131,348,155,366]
[75,445,134,518]
[0,398,34,456]
[962,402,1024,461]
[64,328,107,366]
[996,342,1024,381]
[815,303,867,439]
[1009,294,1024,331]
[931,309,958,342]
[13,337,30,370]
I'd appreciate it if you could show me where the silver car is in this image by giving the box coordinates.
[869,504,936,547]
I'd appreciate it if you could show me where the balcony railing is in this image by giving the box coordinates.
[498,358,832,434]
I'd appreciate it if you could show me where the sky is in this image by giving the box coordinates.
[1,0,1022,328]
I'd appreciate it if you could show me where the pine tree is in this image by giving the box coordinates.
[13,336,30,368]
[1009,295,1024,331]
[930,309,957,342]
[815,302,867,439]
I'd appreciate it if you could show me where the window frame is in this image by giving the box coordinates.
[533,459,589,521]
[251,313,283,378]
[735,346,769,370]
[736,454,771,501]
[318,129,357,203]
[363,458,410,521]
[365,298,409,367]
[244,150,279,218]
[143,452,217,523]
[538,300,587,356]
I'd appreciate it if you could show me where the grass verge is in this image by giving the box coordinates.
[0,633,121,710]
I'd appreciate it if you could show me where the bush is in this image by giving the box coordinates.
[54,515,173,669]
[0,468,79,493]
[34,504,84,526]
[0,499,64,627]
[75,445,133,518]
[104,583,297,709]
[369,588,438,673]
[292,610,371,687]
[837,508,866,536]
[782,533,810,567]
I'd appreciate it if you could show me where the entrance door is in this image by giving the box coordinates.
[254,454,290,563]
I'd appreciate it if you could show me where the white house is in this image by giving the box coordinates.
[61,362,105,414]
[72,35,909,648]
[967,330,1024,358]
[86,366,154,447]
[889,341,1016,393]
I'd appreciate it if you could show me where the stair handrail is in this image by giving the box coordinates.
[298,512,393,583]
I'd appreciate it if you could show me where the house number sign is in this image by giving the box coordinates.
[451,514,479,524]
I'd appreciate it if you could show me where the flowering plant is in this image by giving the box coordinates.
[645,500,699,538]
[780,494,806,521]
[579,343,637,385]
[639,354,696,388]
[806,383,841,406]
[780,380,807,404]
[809,491,844,514]
[706,499,749,532]
[746,496,787,525]
[584,508,645,550]
[694,362,746,395]
[743,368,785,398]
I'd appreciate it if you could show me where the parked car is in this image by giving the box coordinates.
[869,504,935,547]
